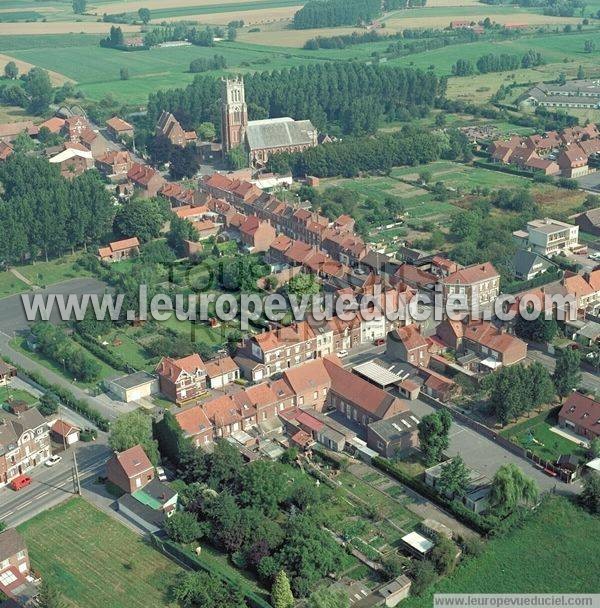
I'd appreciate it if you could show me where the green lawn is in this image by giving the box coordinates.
[18,498,182,608]
[0,270,28,299]
[403,497,600,606]
[501,409,588,462]
[0,387,38,407]
[15,255,89,288]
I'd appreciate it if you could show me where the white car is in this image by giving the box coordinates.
[45,455,62,467]
[337,350,348,358]
[156,466,167,482]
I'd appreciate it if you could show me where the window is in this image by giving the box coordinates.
[135,477,141,488]
[16,551,26,561]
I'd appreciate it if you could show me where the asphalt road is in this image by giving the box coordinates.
[527,348,600,394]
[0,437,111,527]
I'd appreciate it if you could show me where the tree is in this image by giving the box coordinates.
[173,571,246,608]
[227,25,237,41]
[308,587,350,608]
[528,362,555,411]
[381,553,408,579]
[0,521,5,533]
[170,145,199,180]
[417,410,452,465]
[165,511,205,543]
[271,570,294,608]
[590,437,600,458]
[577,64,585,79]
[167,215,199,257]
[489,463,538,514]
[437,455,470,498]
[197,121,216,141]
[226,145,248,170]
[12,131,35,154]
[580,471,600,514]
[38,392,60,416]
[286,272,320,296]
[4,61,18,80]
[120,67,130,80]
[23,67,53,115]
[408,560,437,596]
[553,348,581,399]
[584,39,596,53]
[558,72,567,85]
[109,410,160,464]
[114,197,168,242]
[37,580,67,608]
[430,537,457,575]
[514,316,558,343]
[72,0,87,14]
[138,7,151,23]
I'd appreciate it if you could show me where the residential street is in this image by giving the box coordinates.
[0,436,111,528]
[526,348,600,394]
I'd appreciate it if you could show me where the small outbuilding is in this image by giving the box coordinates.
[104,371,159,403]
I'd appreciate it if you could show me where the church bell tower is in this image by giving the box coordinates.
[221,77,248,155]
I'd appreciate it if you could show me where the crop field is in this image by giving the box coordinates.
[403,497,600,606]
[19,498,182,608]
[0,21,141,35]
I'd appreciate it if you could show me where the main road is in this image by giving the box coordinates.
[0,436,112,528]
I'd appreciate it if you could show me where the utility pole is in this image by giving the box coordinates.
[73,450,81,496]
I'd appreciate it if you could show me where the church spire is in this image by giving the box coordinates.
[221,76,248,155]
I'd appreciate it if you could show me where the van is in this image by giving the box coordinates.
[10,475,32,491]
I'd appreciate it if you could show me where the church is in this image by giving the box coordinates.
[221,77,318,167]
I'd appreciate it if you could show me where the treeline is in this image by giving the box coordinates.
[144,24,223,47]
[30,322,102,383]
[453,49,544,75]
[481,0,585,14]
[147,63,444,136]
[292,0,381,29]
[266,125,471,177]
[0,155,114,264]
[190,54,227,73]
[303,29,392,49]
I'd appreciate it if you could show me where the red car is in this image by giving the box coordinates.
[374,338,385,346]
[10,474,32,491]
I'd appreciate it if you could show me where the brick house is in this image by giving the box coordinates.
[106,444,155,493]
[441,262,500,312]
[328,315,362,352]
[235,322,316,381]
[175,405,213,448]
[280,358,331,411]
[557,145,589,178]
[127,163,167,198]
[98,237,140,263]
[387,325,430,368]
[558,392,600,440]
[367,411,420,457]
[106,116,134,140]
[49,147,93,179]
[461,320,527,369]
[156,110,196,147]
[0,408,51,487]
[156,354,207,404]
[0,528,31,601]
[240,216,276,252]
[323,357,408,429]
[205,355,240,389]
[95,150,133,180]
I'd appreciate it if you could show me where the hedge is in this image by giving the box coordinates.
[151,536,273,608]
[372,457,492,535]
[4,357,110,431]
[473,160,536,178]
[72,332,129,373]
[372,457,530,538]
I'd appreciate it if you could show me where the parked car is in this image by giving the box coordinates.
[156,466,167,482]
[374,338,385,346]
[45,455,62,467]
[10,475,32,491]
[337,350,348,358]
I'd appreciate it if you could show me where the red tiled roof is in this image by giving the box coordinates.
[156,353,205,383]
[443,262,498,285]
[204,356,238,378]
[106,116,133,132]
[559,392,600,436]
[175,404,211,436]
[113,445,153,478]
[296,410,324,432]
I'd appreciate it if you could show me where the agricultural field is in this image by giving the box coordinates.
[0,270,28,299]
[18,498,183,608]
[403,497,600,606]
